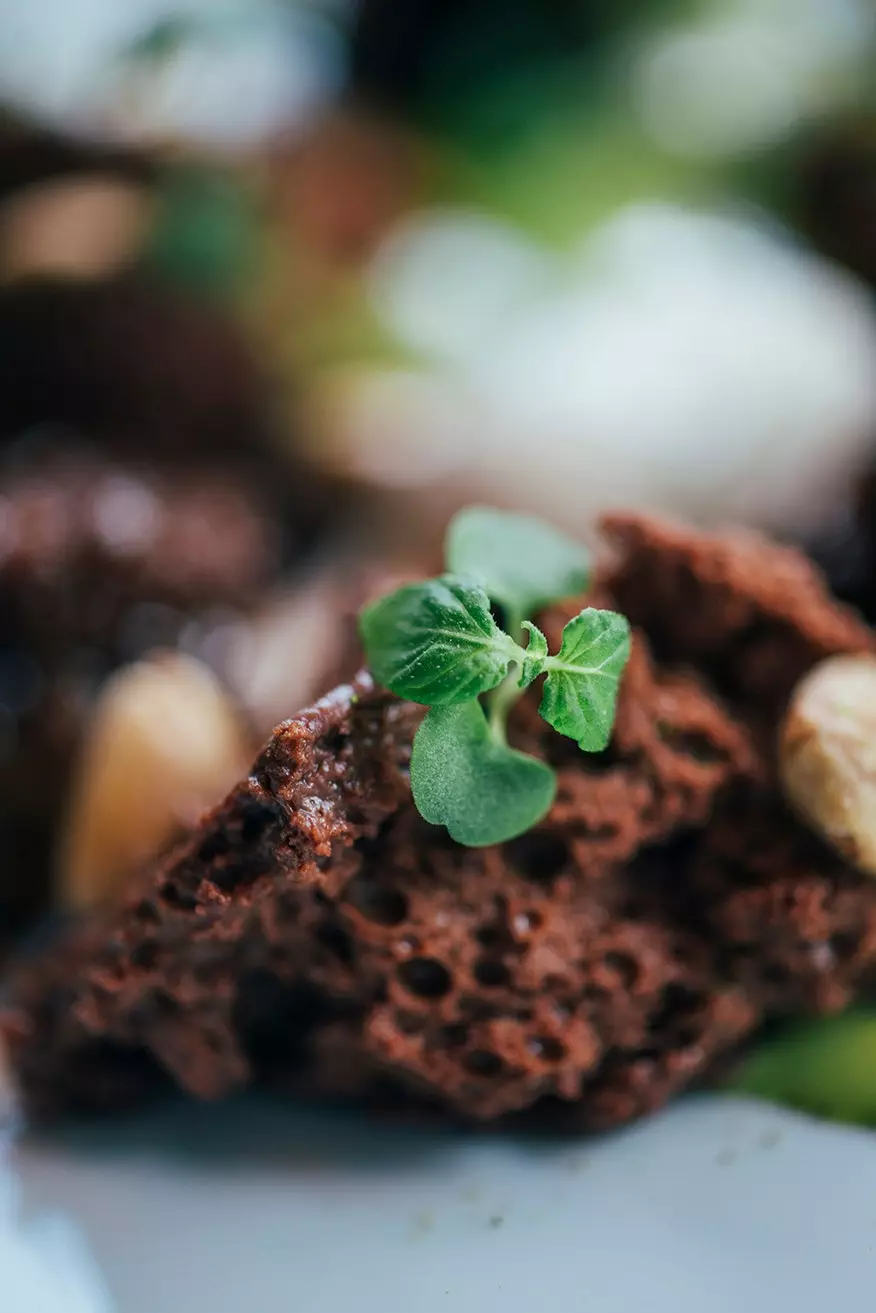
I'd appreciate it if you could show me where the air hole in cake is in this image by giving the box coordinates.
[476,922,513,951]
[239,799,282,845]
[528,1036,566,1062]
[586,823,619,841]
[440,1023,469,1049]
[626,835,700,908]
[394,1010,422,1035]
[209,858,271,894]
[134,899,161,926]
[459,995,500,1022]
[398,957,452,999]
[655,723,727,764]
[192,958,222,984]
[462,1049,504,1078]
[762,962,791,985]
[316,921,354,966]
[830,932,858,960]
[346,877,408,926]
[636,1048,662,1064]
[152,992,179,1018]
[474,957,510,988]
[504,831,568,883]
[650,982,703,1035]
[604,952,639,988]
[570,741,621,775]
[198,830,231,862]
[159,881,197,911]
[131,941,158,970]
[658,982,702,1017]
[234,972,361,1079]
[321,728,346,756]
[208,805,283,891]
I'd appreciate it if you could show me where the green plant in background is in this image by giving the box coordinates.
[145,166,259,299]
[360,507,630,845]
[732,1010,876,1128]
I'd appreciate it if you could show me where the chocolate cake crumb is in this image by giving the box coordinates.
[0,637,758,1124]
[0,276,267,464]
[0,270,334,933]
[7,515,876,1131]
[0,456,283,655]
[0,451,297,932]
[603,512,874,708]
[689,785,876,1016]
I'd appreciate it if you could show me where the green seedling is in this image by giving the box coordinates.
[360,506,629,845]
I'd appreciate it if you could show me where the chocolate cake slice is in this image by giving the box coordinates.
[0,269,334,932]
[0,450,295,933]
[6,516,876,1131]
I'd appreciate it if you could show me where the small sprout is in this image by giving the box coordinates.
[519,622,549,688]
[540,608,631,752]
[446,505,590,631]
[360,575,519,706]
[359,506,630,846]
[411,701,557,846]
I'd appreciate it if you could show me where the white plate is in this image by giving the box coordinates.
[11,1092,876,1312]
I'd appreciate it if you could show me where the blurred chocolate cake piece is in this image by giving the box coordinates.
[0,270,332,933]
[2,654,755,1125]
[6,517,876,1131]
[786,117,876,622]
[806,469,876,624]
[0,117,156,283]
[601,512,875,705]
[795,118,876,293]
[0,454,283,659]
[0,450,291,931]
[0,116,153,205]
[0,276,274,470]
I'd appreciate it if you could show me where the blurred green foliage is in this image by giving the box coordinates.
[144,167,259,298]
[732,1011,876,1127]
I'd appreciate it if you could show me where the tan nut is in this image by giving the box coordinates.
[0,176,151,282]
[780,653,876,875]
[58,653,251,912]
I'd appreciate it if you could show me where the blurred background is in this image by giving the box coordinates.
[0,0,876,939]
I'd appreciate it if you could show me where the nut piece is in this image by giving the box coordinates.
[780,654,876,875]
[0,177,151,282]
[58,653,251,911]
